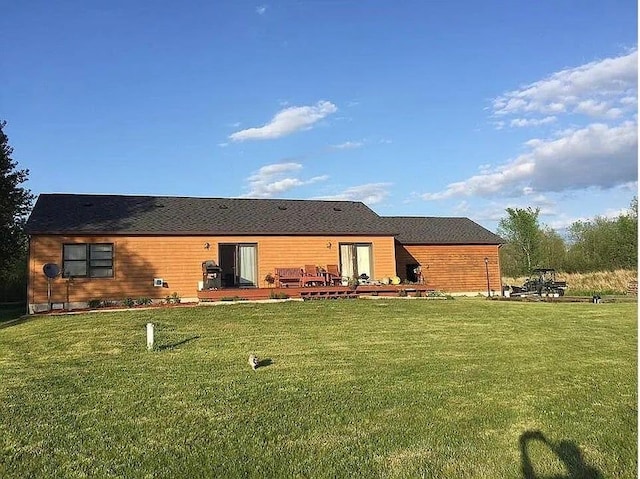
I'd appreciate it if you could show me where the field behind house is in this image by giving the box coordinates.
[0,299,636,478]
[503,268,638,296]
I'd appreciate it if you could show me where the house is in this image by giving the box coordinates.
[25,194,503,312]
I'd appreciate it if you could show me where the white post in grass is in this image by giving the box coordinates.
[146,323,154,350]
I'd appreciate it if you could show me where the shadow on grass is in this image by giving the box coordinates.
[0,315,32,329]
[0,304,27,325]
[520,430,603,479]
[157,335,201,351]
[257,358,273,368]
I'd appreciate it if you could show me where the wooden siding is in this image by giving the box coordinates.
[395,243,502,294]
[28,234,397,305]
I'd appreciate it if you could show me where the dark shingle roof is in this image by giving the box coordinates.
[25,194,395,236]
[381,216,504,245]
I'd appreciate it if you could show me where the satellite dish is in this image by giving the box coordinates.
[43,263,60,279]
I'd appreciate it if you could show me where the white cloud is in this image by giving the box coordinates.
[546,206,629,232]
[217,142,229,148]
[574,100,622,119]
[256,5,267,15]
[242,162,328,198]
[315,183,392,205]
[453,200,470,214]
[330,140,364,149]
[422,121,638,199]
[442,49,639,205]
[620,96,638,106]
[510,116,557,128]
[492,49,637,119]
[229,101,338,141]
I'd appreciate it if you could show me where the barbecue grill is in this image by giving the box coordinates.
[202,260,222,289]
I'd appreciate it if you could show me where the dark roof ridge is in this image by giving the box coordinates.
[36,192,368,205]
[383,214,470,219]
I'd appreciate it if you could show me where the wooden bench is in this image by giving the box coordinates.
[275,267,303,288]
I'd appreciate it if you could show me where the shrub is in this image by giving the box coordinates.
[424,290,454,299]
[164,292,182,305]
[88,299,102,309]
[135,297,153,306]
[123,297,135,308]
[220,296,247,302]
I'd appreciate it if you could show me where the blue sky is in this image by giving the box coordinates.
[2,1,637,233]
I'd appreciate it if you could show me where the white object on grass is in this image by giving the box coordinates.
[146,323,154,350]
[248,354,259,370]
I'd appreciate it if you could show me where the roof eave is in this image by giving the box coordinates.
[27,230,397,237]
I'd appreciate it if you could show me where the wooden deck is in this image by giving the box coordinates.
[197,284,435,302]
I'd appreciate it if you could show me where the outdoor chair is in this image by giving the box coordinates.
[325,264,342,286]
[302,264,327,287]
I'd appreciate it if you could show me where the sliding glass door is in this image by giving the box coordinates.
[219,243,258,287]
[339,243,373,282]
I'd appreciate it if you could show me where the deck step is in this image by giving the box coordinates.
[300,290,358,300]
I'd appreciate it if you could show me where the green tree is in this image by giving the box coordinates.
[539,227,567,271]
[0,121,34,279]
[566,197,638,272]
[617,196,638,269]
[497,207,543,275]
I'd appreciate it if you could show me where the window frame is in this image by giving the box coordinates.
[62,243,114,279]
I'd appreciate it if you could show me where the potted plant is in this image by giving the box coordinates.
[347,276,359,291]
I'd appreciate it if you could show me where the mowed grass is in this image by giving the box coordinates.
[0,299,636,478]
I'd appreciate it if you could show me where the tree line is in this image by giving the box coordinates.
[497,200,638,277]
[0,121,34,302]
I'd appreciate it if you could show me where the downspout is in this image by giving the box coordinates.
[497,243,504,296]
[26,235,32,315]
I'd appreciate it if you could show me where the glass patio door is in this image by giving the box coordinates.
[219,243,257,287]
[339,243,372,282]
[237,244,257,287]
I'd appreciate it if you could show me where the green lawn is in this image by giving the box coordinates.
[0,299,636,478]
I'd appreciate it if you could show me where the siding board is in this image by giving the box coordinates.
[28,235,500,307]
[395,243,502,293]
[29,235,397,305]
